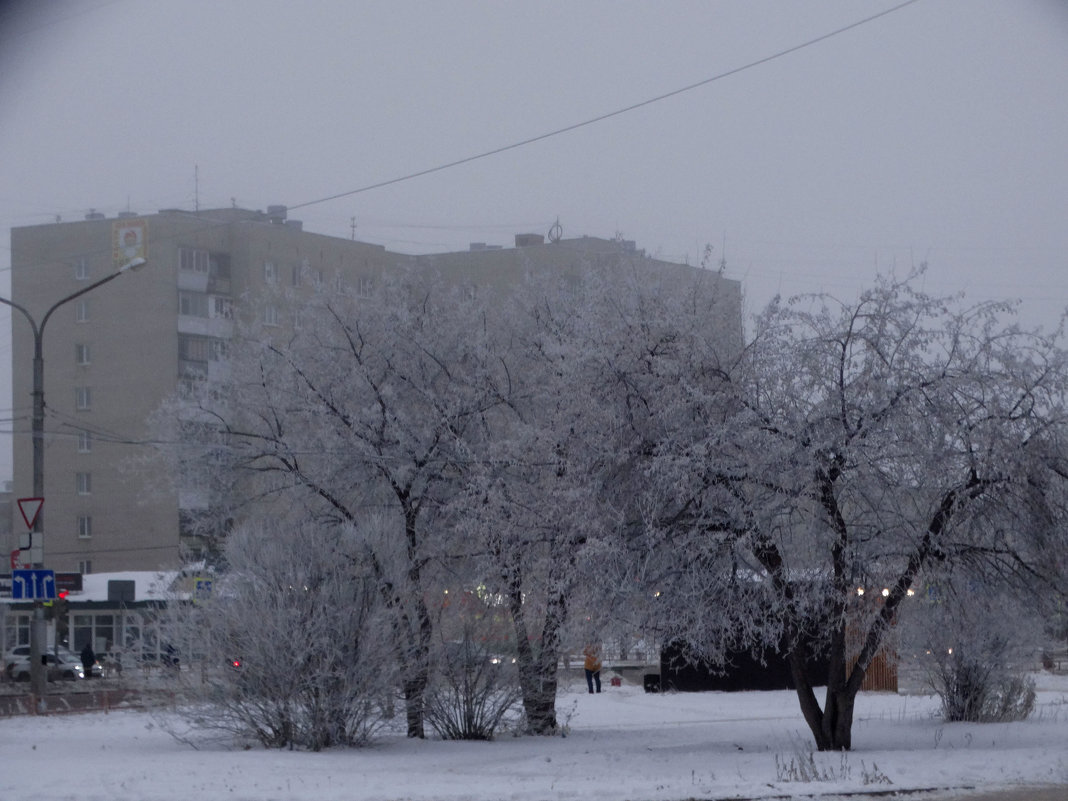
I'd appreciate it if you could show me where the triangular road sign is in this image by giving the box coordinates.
[17,497,43,530]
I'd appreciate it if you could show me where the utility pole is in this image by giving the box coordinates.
[0,256,147,704]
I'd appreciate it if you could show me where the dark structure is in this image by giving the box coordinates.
[659,638,830,692]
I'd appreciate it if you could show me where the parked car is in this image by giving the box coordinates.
[5,645,103,680]
[3,645,32,679]
[8,651,87,682]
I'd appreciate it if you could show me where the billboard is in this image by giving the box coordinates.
[113,218,148,269]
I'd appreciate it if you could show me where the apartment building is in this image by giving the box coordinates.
[8,208,742,574]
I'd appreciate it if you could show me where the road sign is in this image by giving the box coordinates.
[11,568,56,600]
[193,577,213,602]
[17,497,43,529]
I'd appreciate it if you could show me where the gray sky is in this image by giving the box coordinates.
[1,0,1067,483]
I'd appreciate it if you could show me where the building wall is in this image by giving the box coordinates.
[10,211,743,574]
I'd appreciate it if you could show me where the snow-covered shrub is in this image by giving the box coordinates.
[906,581,1038,723]
[423,634,520,740]
[167,520,395,749]
[930,647,1036,723]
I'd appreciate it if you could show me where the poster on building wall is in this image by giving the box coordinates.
[113,219,148,269]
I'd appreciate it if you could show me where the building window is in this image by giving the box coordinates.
[178,291,209,317]
[264,261,277,284]
[77,516,92,539]
[179,247,209,273]
[75,387,92,411]
[264,305,279,326]
[75,300,90,323]
[213,296,232,319]
[179,334,213,379]
[291,264,302,287]
[75,343,91,366]
[179,334,212,363]
[178,334,226,377]
[293,309,304,330]
[74,258,90,280]
[78,430,92,453]
[209,253,231,280]
[78,559,92,574]
[356,275,374,297]
[76,472,91,495]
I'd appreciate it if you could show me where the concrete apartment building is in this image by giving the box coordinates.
[7,207,742,575]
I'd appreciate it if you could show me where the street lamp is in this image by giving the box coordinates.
[0,255,147,702]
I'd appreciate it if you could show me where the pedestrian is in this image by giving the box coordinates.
[80,642,95,679]
[583,643,602,694]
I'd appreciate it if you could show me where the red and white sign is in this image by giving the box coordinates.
[10,549,30,570]
[17,497,43,530]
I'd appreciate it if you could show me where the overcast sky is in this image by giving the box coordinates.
[1,0,1067,483]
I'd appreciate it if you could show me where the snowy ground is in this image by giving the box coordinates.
[1,672,1066,801]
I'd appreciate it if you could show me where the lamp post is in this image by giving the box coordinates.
[0,256,147,701]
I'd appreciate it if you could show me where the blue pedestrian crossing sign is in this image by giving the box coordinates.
[11,569,56,600]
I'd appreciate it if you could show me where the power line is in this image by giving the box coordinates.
[1,3,923,277]
[288,0,923,213]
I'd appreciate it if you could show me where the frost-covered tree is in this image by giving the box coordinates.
[457,274,612,734]
[158,270,511,738]
[457,262,741,734]
[622,272,1068,750]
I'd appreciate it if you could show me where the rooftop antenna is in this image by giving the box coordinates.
[194,165,199,212]
[720,232,727,272]
[548,217,563,243]
[350,216,357,240]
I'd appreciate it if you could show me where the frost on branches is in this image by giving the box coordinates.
[152,264,1067,754]
[159,268,511,739]
[622,272,1068,750]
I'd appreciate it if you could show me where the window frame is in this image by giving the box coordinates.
[179,247,210,273]
[178,291,210,318]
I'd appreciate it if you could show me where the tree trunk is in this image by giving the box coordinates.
[396,503,433,739]
[509,569,562,735]
[787,621,859,751]
[402,672,427,739]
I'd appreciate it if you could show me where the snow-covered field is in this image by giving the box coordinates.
[2,672,1066,801]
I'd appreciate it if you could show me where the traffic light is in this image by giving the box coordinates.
[52,590,70,639]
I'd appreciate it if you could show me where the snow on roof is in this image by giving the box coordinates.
[74,570,183,603]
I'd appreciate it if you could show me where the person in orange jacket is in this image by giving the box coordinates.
[583,643,602,693]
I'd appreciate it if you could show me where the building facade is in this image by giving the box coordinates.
[8,208,742,574]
